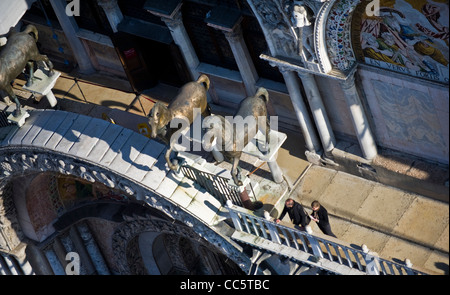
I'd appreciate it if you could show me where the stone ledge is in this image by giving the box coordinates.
[330,141,449,203]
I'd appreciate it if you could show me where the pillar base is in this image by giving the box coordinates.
[8,110,30,127]
[23,69,61,108]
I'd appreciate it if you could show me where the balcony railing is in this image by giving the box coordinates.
[226,201,428,275]
[180,164,244,206]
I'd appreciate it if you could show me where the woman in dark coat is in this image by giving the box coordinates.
[310,200,337,238]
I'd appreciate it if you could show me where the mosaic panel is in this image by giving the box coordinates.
[354,0,449,84]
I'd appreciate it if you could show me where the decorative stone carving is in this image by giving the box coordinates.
[292,4,317,62]
[0,183,23,252]
[247,0,363,77]
[247,0,297,57]
[111,218,247,274]
[325,0,361,72]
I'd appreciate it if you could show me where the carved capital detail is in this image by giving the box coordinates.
[161,9,183,31]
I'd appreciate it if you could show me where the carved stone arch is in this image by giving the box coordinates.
[112,219,213,275]
[246,0,363,75]
[0,147,250,272]
[315,0,362,75]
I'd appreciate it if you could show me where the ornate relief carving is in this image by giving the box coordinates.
[247,0,297,57]
[111,218,248,274]
[325,0,361,71]
[0,183,23,252]
[248,0,336,73]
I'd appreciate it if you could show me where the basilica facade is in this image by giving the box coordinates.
[17,0,449,167]
[1,0,448,275]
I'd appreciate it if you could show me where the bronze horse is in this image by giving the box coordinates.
[0,25,54,115]
[148,74,211,170]
[203,87,271,186]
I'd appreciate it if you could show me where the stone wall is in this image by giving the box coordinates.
[358,66,449,164]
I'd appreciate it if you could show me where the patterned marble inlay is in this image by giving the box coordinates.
[372,79,447,151]
[326,0,361,71]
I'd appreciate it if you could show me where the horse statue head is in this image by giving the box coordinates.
[148,101,171,139]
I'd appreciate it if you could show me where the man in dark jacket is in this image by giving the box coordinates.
[276,198,310,228]
[310,200,337,238]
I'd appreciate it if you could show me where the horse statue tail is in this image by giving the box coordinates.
[197,74,210,91]
[23,24,38,42]
[255,87,269,104]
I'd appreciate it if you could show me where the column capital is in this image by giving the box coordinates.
[161,9,183,30]
[297,71,313,79]
[276,65,294,74]
[97,0,123,33]
[144,0,183,22]
[223,24,243,43]
[97,0,118,10]
[205,6,242,34]
[340,71,356,90]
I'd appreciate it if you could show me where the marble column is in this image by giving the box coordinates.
[340,73,377,160]
[298,72,336,154]
[97,0,124,33]
[222,25,258,96]
[267,152,284,184]
[279,68,322,155]
[159,10,200,81]
[48,0,95,74]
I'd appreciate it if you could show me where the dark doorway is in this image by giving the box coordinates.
[112,31,190,92]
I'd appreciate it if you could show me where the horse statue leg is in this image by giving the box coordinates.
[201,103,212,118]
[25,61,34,87]
[257,116,271,155]
[263,116,271,154]
[35,54,54,76]
[231,155,243,186]
[4,83,21,115]
[165,145,180,171]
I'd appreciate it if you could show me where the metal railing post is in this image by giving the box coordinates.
[264,213,282,244]
[226,203,427,275]
[226,201,243,231]
[362,244,380,275]
[307,236,324,259]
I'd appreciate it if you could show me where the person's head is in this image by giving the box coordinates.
[311,200,321,211]
[285,198,295,208]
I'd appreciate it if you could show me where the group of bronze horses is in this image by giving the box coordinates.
[148,74,271,186]
[1,25,270,186]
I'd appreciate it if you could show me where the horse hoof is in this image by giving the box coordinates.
[169,159,180,171]
[233,179,243,186]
